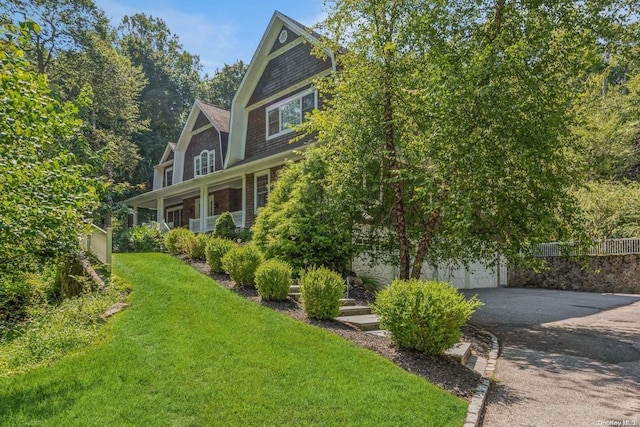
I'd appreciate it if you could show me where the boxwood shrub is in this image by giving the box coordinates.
[255,259,292,300]
[374,279,482,355]
[164,228,194,255]
[299,267,344,320]
[185,234,209,260]
[213,212,237,240]
[206,237,236,274]
[221,244,264,287]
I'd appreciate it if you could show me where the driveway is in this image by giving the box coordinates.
[462,288,640,427]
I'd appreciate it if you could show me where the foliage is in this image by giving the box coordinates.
[205,237,236,274]
[199,60,247,110]
[0,272,51,328]
[185,233,208,260]
[0,253,468,424]
[375,279,482,355]
[253,151,354,274]
[0,275,129,376]
[221,244,263,287]
[0,21,99,271]
[356,272,386,294]
[305,0,638,278]
[299,267,344,320]
[117,13,202,188]
[114,224,164,253]
[255,259,292,301]
[164,228,194,255]
[235,229,253,243]
[574,181,640,239]
[213,212,237,240]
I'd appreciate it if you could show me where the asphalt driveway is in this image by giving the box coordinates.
[462,288,640,427]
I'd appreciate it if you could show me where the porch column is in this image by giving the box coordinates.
[132,207,139,226]
[157,198,165,224]
[241,174,247,228]
[199,185,207,233]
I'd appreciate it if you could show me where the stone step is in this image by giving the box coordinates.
[338,305,372,316]
[336,314,380,331]
[289,292,301,301]
[339,298,356,306]
[444,342,472,366]
[289,285,300,293]
[366,329,390,338]
[465,354,488,375]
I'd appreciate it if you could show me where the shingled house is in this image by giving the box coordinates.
[125,11,335,232]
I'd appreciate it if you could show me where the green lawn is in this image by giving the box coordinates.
[0,253,467,426]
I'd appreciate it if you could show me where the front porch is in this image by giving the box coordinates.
[189,211,243,233]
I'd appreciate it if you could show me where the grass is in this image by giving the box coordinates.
[0,253,467,426]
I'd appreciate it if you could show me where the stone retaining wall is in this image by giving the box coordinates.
[508,254,640,294]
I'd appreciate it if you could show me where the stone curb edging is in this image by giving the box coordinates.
[464,331,499,427]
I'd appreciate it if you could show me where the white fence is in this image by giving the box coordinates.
[83,224,113,272]
[534,238,640,257]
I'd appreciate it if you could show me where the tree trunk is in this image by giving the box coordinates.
[410,209,441,279]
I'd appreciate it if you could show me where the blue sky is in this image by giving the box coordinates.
[95,0,326,76]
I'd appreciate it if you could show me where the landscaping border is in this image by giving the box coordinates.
[464,331,499,427]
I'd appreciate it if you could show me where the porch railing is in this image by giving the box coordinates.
[82,224,113,272]
[189,211,243,234]
[534,238,640,257]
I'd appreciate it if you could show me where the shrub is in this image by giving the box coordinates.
[222,244,264,287]
[115,224,164,253]
[164,228,194,255]
[252,151,354,274]
[255,259,293,300]
[299,267,344,320]
[185,233,209,260]
[206,237,237,274]
[235,229,253,243]
[374,279,483,355]
[213,212,237,240]
[0,273,50,326]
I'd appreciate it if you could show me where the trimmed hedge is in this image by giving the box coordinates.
[213,212,237,240]
[222,244,264,287]
[206,237,237,274]
[374,279,482,355]
[255,259,292,300]
[164,228,194,255]
[299,267,344,320]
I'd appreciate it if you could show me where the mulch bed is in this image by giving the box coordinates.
[189,258,492,401]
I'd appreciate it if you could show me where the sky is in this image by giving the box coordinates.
[95,0,326,76]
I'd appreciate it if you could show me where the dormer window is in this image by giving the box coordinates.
[194,150,215,177]
[165,167,173,187]
[266,90,317,138]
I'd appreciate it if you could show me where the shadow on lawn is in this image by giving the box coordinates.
[0,378,85,422]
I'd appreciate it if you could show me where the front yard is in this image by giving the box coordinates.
[0,253,467,426]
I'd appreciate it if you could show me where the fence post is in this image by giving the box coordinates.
[106,227,113,273]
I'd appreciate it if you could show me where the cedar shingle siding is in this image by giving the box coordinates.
[248,42,331,106]
[182,128,223,181]
[193,111,210,130]
[244,85,321,162]
[269,25,297,54]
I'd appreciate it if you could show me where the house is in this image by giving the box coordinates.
[125,11,335,232]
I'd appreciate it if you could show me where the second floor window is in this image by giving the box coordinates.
[267,90,316,138]
[165,167,173,186]
[194,150,215,177]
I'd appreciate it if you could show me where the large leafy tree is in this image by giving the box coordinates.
[0,22,98,271]
[118,13,203,187]
[199,60,248,110]
[304,0,638,278]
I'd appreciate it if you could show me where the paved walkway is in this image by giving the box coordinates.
[462,288,640,427]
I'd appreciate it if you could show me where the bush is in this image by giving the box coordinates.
[235,229,253,243]
[206,237,237,274]
[0,273,50,326]
[222,244,264,287]
[164,228,194,255]
[185,234,209,260]
[374,279,483,355]
[255,259,293,300]
[253,151,354,274]
[213,212,237,240]
[299,267,344,320]
[115,224,164,253]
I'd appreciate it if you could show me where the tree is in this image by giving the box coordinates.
[199,60,248,110]
[304,0,637,279]
[117,13,203,188]
[0,21,98,272]
[0,0,108,73]
[253,150,354,274]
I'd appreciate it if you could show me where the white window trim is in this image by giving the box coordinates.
[265,88,317,140]
[254,170,271,214]
[193,149,216,177]
[164,167,173,187]
[166,205,182,227]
